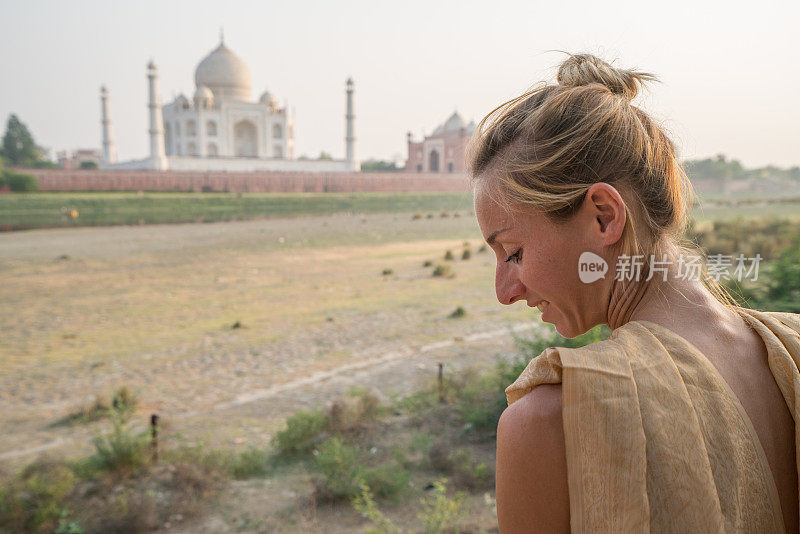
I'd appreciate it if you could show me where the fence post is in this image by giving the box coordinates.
[438,363,445,403]
[150,413,159,462]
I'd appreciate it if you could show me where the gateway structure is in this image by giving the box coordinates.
[103,36,357,172]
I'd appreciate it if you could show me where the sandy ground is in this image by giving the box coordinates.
[0,212,543,471]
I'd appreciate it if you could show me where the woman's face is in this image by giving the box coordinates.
[474,182,613,338]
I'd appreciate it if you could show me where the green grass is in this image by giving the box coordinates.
[0,191,475,230]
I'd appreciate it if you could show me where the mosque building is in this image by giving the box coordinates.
[405,111,475,173]
[102,35,358,172]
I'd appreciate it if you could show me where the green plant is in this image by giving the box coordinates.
[0,460,76,533]
[272,409,328,457]
[2,170,37,191]
[382,268,394,276]
[418,478,466,534]
[444,250,454,261]
[82,414,150,477]
[448,306,466,319]
[352,483,403,534]
[461,248,471,260]
[231,447,271,479]
[312,436,364,501]
[423,259,433,267]
[432,263,452,278]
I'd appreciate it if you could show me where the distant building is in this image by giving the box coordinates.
[57,149,102,169]
[102,34,357,172]
[405,111,475,173]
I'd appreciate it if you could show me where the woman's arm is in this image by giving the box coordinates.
[496,384,570,533]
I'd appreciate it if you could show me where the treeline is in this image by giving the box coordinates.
[684,154,800,182]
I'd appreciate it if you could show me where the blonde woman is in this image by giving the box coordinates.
[469,54,800,533]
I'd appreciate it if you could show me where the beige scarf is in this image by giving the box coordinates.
[505,306,800,533]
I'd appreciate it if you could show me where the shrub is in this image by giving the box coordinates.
[2,170,37,191]
[418,478,467,534]
[231,447,271,479]
[312,437,410,502]
[461,248,471,260]
[382,268,393,276]
[423,259,433,267]
[432,263,452,278]
[0,459,77,533]
[352,483,402,534]
[272,409,328,458]
[312,437,364,501]
[448,306,466,319]
[412,212,423,220]
[443,250,454,261]
[428,445,492,490]
[82,415,150,477]
[327,386,381,434]
[478,244,488,253]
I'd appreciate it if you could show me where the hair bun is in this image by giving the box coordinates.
[556,53,657,100]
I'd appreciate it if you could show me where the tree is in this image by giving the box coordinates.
[0,114,44,167]
[318,151,333,161]
[360,159,401,172]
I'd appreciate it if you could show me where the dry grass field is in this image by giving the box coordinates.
[0,210,538,471]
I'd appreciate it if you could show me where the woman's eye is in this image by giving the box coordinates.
[505,250,522,264]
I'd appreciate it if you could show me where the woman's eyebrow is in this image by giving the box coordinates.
[487,227,512,245]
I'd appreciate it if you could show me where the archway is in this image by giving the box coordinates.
[234,120,258,157]
[429,150,440,172]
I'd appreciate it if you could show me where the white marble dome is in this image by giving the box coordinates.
[259,90,279,110]
[194,42,252,102]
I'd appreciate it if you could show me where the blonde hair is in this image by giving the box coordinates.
[467,53,737,309]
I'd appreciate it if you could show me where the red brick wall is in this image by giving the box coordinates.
[20,169,472,193]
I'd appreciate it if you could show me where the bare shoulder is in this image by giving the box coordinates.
[496,384,569,533]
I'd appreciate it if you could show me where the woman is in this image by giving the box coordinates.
[468,54,800,533]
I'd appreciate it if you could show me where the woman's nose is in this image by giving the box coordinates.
[495,264,525,305]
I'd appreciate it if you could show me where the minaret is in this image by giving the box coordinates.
[345,78,357,171]
[147,60,168,170]
[100,85,117,165]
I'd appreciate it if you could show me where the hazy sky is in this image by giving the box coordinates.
[1,0,798,167]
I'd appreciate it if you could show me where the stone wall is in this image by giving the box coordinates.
[21,169,472,193]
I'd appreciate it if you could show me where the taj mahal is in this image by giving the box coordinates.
[101,35,358,172]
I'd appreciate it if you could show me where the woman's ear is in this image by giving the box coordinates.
[582,183,626,245]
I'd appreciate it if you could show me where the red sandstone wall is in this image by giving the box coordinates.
[19,169,472,193]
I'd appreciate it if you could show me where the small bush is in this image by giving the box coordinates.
[478,244,488,253]
[82,416,150,477]
[412,212,423,220]
[312,437,410,502]
[418,478,467,534]
[422,259,433,267]
[2,171,38,191]
[327,387,380,434]
[312,437,364,501]
[432,263,452,278]
[448,306,466,319]
[426,213,434,219]
[440,210,450,218]
[272,409,328,458]
[461,248,471,260]
[443,250,454,261]
[429,445,492,490]
[352,483,402,534]
[231,447,271,479]
[0,458,77,533]
[382,268,394,276]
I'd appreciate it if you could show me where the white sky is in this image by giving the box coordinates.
[1,0,798,168]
